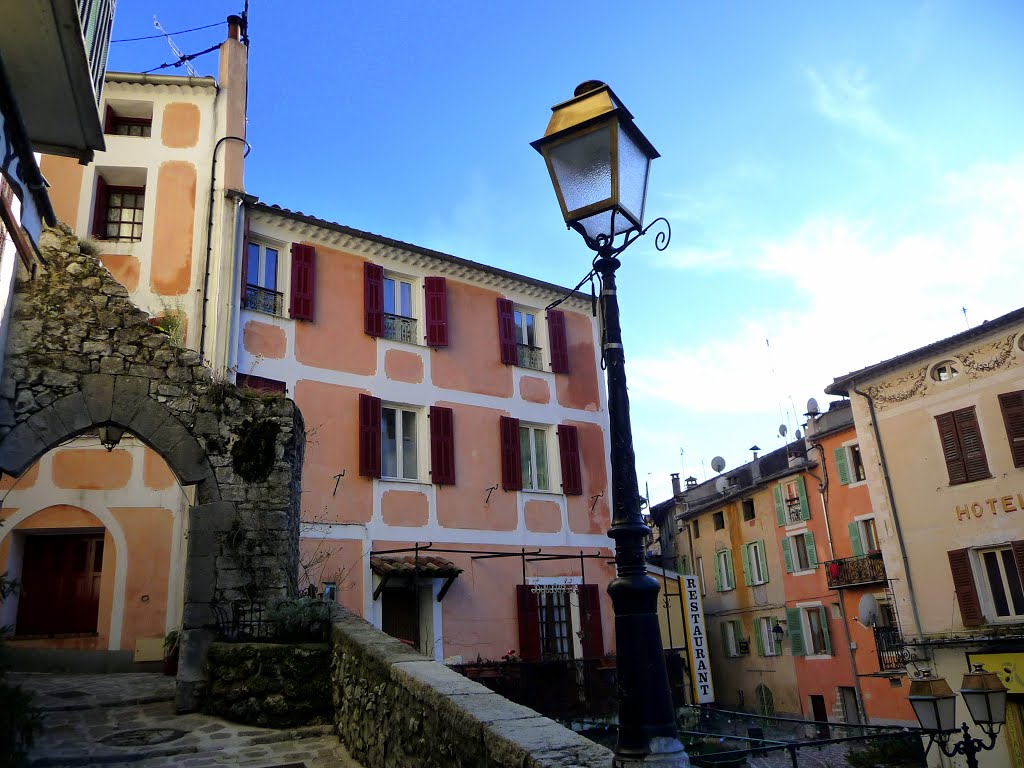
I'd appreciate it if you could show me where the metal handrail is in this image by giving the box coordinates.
[824,552,886,588]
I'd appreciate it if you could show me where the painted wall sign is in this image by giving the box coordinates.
[954,492,1024,522]
[682,574,715,704]
[968,652,1024,694]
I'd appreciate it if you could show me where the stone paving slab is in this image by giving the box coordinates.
[15,674,362,768]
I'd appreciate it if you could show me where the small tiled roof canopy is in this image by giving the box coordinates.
[370,555,463,601]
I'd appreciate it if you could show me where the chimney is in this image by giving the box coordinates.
[670,473,681,496]
[226,14,243,41]
[685,476,698,490]
[218,14,249,191]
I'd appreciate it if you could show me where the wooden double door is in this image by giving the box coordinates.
[15,533,104,636]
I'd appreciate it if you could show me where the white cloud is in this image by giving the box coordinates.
[807,64,906,146]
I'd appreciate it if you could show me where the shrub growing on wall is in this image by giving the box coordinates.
[0,573,41,768]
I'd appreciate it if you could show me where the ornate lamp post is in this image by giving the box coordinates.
[909,667,1008,768]
[532,82,687,768]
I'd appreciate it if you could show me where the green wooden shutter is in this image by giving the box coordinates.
[714,553,723,592]
[804,531,818,568]
[781,537,794,573]
[786,607,805,656]
[848,522,864,557]
[720,622,730,656]
[797,475,811,520]
[725,550,735,590]
[819,607,832,655]
[834,447,851,485]
[755,618,765,656]
[756,540,769,583]
[773,484,785,526]
[741,543,752,586]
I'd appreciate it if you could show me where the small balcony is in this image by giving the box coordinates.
[384,313,417,344]
[243,284,284,316]
[517,343,543,370]
[824,552,886,589]
[873,625,911,671]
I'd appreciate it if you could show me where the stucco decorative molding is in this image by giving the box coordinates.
[955,333,1018,377]
[866,366,928,409]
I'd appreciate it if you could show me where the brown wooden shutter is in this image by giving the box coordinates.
[547,309,569,374]
[579,584,605,658]
[500,415,522,490]
[358,393,382,478]
[91,175,108,238]
[423,276,449,347]
[557,423,582,495]
[497,298,517,365]
[999,391,1024,468]
[364,262,384,337]
[936,411,968,485]
[516,584,541,661]
[948,548,984,627]
[429,405,455,485]
[289,244,316,321]
[955,407,991,482]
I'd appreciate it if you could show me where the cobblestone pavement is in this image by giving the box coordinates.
[13,673,362,768]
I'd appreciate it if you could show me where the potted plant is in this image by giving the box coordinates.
[163,629,180,676]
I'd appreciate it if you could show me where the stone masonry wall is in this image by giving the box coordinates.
[0,226,306,710]
[331,610,613,768]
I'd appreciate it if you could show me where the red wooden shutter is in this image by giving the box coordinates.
[497,298,517,365]
[516,584,541,661]
[579,584,605,658]
[289,243,316,321]
[948,548,984,627]
[557,423,582,495]
[364,262,385,337]
[955,407,991,483]
[424,277,449,347]
[103,105,115,134]
[91,175,108,238]
[240,216,251,306]
[999,391,1024,468]
[429,405,455,485]
[936,412,968,485]
[547,309,569,374]
[500,415,522,491]
[358,393,382,478]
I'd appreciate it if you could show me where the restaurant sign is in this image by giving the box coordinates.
[682,574,714,704]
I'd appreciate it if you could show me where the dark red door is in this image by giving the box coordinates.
[16,534,104,636]
[381,587,419,649]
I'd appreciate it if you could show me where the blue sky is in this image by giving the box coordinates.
[107,2,1024,503]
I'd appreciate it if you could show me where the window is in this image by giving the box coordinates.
[721,620,745,657]
[514,309,542,370]
[979,546,1024,620]
[104,102,153,137]
[244,241,283,315]
[538,590,573,660]
[496,300,567,372]
[755,684,775,716]
[236,373,286,395]
[713,511,725,530]
[999,391,1024,469]
[516,583,604,661]
[848,518,879,556]
[519,424,550,491]
[692,520,700,539]
[715,549,735,592]
[677,554,692,575]
[834,444,866,485]
[757,616,780,656]
[697,556,706,596]
[381,405,418,480]
[783,532,817,573]
[931,361,960,381]
[786,605,832,657]
[383,273,417,343]
[743,540,769,585]
[805,608,829,655]
[935,407,991,485]
[742,499,755,522]
[774,476,810,525]
[95,183,145,242]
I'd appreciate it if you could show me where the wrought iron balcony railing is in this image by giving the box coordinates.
[384,313,418,344]
[517,343,543,370]
[824,552,886,589]
[243,284,284,316]
[873,625,912,671]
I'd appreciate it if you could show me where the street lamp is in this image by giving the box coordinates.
[908,667,1008,768]
[533,82,685,768]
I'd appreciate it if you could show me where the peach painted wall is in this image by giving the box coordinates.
[243,320,287,359]
[293,379,373,524]
[0,462,38,491]
[38,155,84,226]
[524,500,561,533]
[150,161,197,295]
[384,349,424,383]
[430,281,512,398]
[144,447,176,490]
[565,421,610,534]
[555,310,601,412]
[100,254,141,292]
[161,103,200,148]
[294,244,376,374]
[53,448,132,490]
[518,376,550,404]
[434,403,517,531]
[110,507,173,646]
[299,537,365,615]
[382,490,429,527]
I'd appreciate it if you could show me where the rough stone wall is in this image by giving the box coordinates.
[0,226,305,710]
[331,610,614,768]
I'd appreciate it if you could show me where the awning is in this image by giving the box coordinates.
[370,555,463,602]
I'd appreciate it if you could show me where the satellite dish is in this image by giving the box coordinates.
[806,398,820,415]
[711,456,726,473]
[778,424,788,438]
[715,476,729,494]
[857,594,879,626]
[795,429,803,440]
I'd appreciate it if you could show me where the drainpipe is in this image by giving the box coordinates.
[225,197,245,379]
[199,135,250,361]
[852,387,926,643]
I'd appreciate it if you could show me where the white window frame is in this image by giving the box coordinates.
[798,602,830,659]
[381,404,422,481]
[723,620,739,657]
[244,237,287,317]
[854,515,880,554]
[975,546,1024,622]
[760,616,779,657]
[717,549,735,591]
[839,440,867,486]
[512,305,547,371]
[747,540,767,585]
[519,423,557,493]
[382,271,420,345]
[787,531,814,575]
[782,479,804,524]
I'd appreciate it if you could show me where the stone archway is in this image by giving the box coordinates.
[0,226,305,710]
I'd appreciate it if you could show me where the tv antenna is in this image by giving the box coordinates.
[154,16,200,77]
